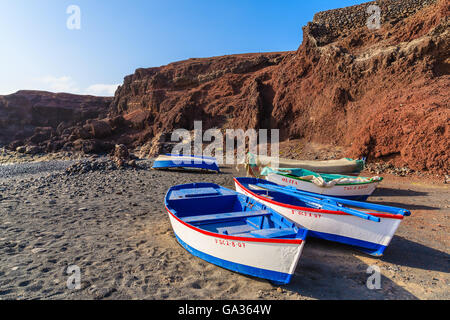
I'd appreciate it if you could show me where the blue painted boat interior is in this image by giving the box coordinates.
[165,183,307,240]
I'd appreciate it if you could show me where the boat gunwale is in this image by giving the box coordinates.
[165,205,304,245]
[234,178,404,220]
[152,157,220,172]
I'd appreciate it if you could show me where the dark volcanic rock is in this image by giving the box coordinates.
[65,159,118,175]
[0,90,112,149]
[73,139,114,154]
[111,144,136,167]
[87,120,112,139]
[29,127,54,144]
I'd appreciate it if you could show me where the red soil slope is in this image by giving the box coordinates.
[109,0,448,173]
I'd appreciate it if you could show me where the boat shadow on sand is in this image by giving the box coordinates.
[372,187,429,198]
[369,200,440,211]
[371,188,439,211]
[280,239,421,300]
[379,236,450,273]
[279,235,450,299]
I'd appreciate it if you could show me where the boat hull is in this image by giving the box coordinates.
[166,207,305,284]
[152,154,220,172]
[234,179,403,256]
[265,173,380,201]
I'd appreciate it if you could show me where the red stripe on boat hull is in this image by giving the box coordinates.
[165,206,303,245]
[233,178,404,220]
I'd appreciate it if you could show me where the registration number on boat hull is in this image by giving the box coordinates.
[291,209,322,219]
[215,239,246,248]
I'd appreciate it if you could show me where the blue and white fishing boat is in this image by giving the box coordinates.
[234,177,411,256]
[165,183,308,285]
[152,154,220,172]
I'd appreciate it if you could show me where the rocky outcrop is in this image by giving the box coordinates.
[270,0,449,174]
[105,0,448,174]
[0,90,112,152]
[110,53,285,134]
[313,0,437,33]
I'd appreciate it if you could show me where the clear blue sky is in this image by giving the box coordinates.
[0,0,366,96]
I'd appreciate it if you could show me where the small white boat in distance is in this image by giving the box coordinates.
[165,183,308,285]
[152,154,220,173]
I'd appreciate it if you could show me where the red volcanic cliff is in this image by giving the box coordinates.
[1,0,448,174]
[107,0,449,174]
[270,0,449,173]
[110,53,286,134]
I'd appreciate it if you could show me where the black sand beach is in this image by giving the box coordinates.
[0,159,448,300]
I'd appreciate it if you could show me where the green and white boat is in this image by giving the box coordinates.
[262,167,382,201]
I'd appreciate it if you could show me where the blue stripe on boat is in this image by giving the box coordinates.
[173,233,293,285]
[152,158,220,172]
[307,230,387,256]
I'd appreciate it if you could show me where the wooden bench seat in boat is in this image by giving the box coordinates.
[182,210,270,224]
[234,228,297,239]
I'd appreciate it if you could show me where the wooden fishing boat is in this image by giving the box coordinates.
[234,177,411,256]
[244,153,365,177]
[152,154,220,173]
[165,183,308,284]
[262,167,382,200]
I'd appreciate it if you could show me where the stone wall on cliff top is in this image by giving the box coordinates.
[313,0,437,31]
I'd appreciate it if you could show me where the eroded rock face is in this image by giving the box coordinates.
[109,53,285,138]
[0,0,448,174]
[105,0,448,173]
[0,90,112,149]
[269,0,449,174]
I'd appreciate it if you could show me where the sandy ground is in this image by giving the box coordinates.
[0,160,448,300]
[0,148,83,165]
